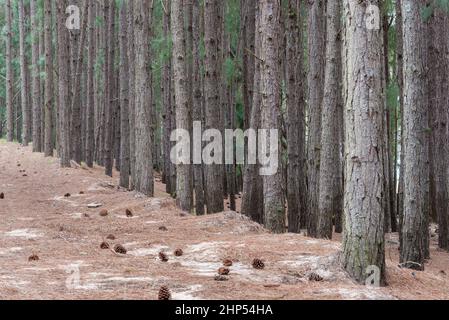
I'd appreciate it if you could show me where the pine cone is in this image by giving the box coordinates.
[308,272,323,282]
[114,244,127,254]
[159,252,169,262]
[223,259,233,267]
[0,192,4,199]
[28,254,39,262]
[158,286,171,300]
[99,209,109,217]
[174,249,184,257]
[126,209,133,217]
[252,258,265,270]
[100,242,110,250]
[64,193,71,198]
[218,267,230,276]
[106,234,116,240]
[159,226,168,231]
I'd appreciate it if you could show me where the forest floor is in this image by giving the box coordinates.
[0,140,449,300]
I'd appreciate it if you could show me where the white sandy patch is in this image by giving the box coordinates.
[50,196,79,207]
[0,247,23,255]
[128,245,170,257]
[317,287,394,300]
[172,285,203,300]
[5,229,42,239]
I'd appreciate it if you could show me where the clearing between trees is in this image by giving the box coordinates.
[1,141,448,300]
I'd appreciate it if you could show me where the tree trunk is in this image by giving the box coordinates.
[192,0,205,215]
[285,0,307,233]
[171,0,193,212]
[5,0,14,142]
[242,1,264,224]
[342,0,386,284]
[259,0,285,233]
[428,7,449,250]
[30,0,42,152]
[57,0,71,167]
[133,0,154,196]
[400,0,430,270]
[18,0,31,146]
[43,0,54,156]
[128,0,137,190]
[118,1,130,189]
[203,0,224,213]
[317,0,343,239]
[306,0,325,237]
[85,0,95,167]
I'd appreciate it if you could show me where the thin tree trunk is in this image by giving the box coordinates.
[400,0,430,270]
[128,0,137,190]
[285,0,307,233]
[30,0,42,152]
[134,0,154,196]
[203,0,224,213]
[317,0,343,239]
[259,0,285,233]
[5,0,14,142]
[18,0,31,146]
[85,0,95,168]
[43,0,54,156]
[306,0,325,237]
[57,0,71,167]
[192,0,205,215]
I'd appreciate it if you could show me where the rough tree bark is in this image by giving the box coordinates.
[259,0,285,233]
[133,0,154,196]
[317,0,343,239]
[342,0,386,284]
[119,1,130,189]
[203,0,224,213]
[285,0,307,233]
[307,0,326,237]
[43,0,54,156]
[400,0,430,270]
[30,0,42,152]
[5,0,14,142]
[18,0,31,146]
[85,0,95,167]
[171,0,193,212]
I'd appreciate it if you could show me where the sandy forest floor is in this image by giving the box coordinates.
[0,140,448,300]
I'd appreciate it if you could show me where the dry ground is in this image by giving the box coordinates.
[1,140,448,300]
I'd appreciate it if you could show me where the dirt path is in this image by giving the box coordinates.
[1,140,448,300]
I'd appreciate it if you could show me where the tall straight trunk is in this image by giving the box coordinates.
[171,0,193,212]
[285,0,307,233]
[43,0,54,156]
[342,0,386,284]
[162,0,173,194]
[70,0,88,164]
[203,0,224,213]
[306,0,325,237]
[259,0,285,233]
[396,0,405,246]
[5,0,14,142]
[128,0,137,189]
[30,0,42,152]
[119,1,130,189]
[104,0,115,177]
[191,0,205,215]
[242,0,255,132]
[242,1,264,224]
[85,0,95,168]
[134,0,154,196]
[317,0,343,239]
[57,0,71,167]
[400,0,430,270]
[429,8,449,250]
[18,0,31,146]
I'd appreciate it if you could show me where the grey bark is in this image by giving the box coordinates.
[259,0,285,233]
[307,0,326,237]
[342,0,386,284]
[43,0,54,156]
[317,0,343,239]
[5,0,14,142]
[31,0,42,152]
[400,0,430,270]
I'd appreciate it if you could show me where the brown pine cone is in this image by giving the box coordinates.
[159,252,169,262]
[218,267,230,276]
[158,286,171,300]
[114,244,127,254]
[100,242,110,250]
[252,258,265,270]
[174,249,184,257]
